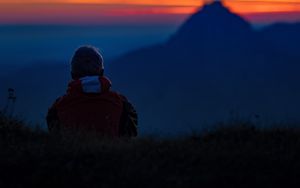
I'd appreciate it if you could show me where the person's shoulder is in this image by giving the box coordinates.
[51,92,75,108]
[118,94,129,102]
[49,96,63,109]
[112,92,136,112]
[108,91,129,102]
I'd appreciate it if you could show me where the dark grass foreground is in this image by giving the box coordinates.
[0,114,300,188]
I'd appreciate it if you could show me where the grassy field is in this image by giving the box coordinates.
[0,113,300,188]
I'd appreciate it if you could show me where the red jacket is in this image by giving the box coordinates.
[47,76,137,138]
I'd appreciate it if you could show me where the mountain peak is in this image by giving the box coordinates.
[200,1,231,18]
[168,1,253,45]
[203,1,225,10]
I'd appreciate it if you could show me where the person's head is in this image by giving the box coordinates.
[71,45,104,80]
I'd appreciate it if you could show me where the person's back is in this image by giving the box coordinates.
[47,46,138,138]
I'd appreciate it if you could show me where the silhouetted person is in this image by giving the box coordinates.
[47,45,138,138]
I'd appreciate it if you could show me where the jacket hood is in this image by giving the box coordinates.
[67,76,112,94]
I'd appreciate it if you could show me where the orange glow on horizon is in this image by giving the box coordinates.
[1,1,300,24]
[0,0,202,6]
[224,1,300,14]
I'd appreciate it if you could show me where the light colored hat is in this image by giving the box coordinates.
[71,45,104,79]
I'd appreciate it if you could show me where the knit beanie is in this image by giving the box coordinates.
[71,45,104,79]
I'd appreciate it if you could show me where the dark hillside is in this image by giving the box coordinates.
[0,114,300,187]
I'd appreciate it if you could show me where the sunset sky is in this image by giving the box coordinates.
[1,0,300,24]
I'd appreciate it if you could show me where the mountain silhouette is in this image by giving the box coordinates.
[168,2,254,47]
[108,1,300,135]
[111,2,264,77]
[2,2,300,135]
